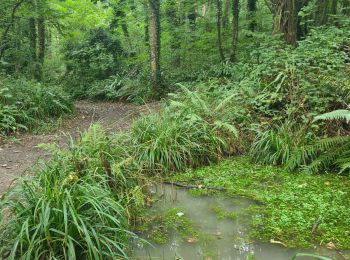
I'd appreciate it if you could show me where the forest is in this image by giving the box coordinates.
[0,0,349,259]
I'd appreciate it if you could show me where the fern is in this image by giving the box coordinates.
[288,109,350,174]
[313,109,350,123]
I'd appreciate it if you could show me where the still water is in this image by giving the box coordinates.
[133,185,346,260]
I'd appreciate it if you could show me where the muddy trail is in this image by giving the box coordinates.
[0,101,158,195]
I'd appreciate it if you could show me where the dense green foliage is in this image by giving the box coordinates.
[0,76,72,135]
[1,0,350,257]
[131,85,241,173]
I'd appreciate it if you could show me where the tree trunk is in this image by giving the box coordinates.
[36,16,45,80]
[222,0,231,28]
[148,0,161,94]
[247,0,257,31]
[29,17,37,61]
[216,0,225,61]
[0,0,27,59]
[273,0,297,45]
[229,0,239,62]
[37,17,45,64]
[315,0,328,25]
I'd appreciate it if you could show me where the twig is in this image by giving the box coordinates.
[163,181,226,191]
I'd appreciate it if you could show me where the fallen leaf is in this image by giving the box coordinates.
[186,237,197,244]
[326,241,336,250]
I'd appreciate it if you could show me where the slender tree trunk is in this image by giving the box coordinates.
[37,17,45,64]
[229,0,239,62]
[222,0,231,28]
[148,0,161,94]
[315,0,328,25]
[29,17,37,61]
[247,0,257,31]
[143,1,149,47]
[36,16,45,80]
[216,0,225,61]
[0,0,27,59]
[273,0,297,45]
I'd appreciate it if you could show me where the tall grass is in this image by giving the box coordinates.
[131,85,243,174]
[0,126,145,259]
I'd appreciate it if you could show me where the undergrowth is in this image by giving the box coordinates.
[131,85,244,174]
[0,76,73,136]
[0,125,147,259]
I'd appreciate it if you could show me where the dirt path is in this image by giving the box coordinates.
[0,101,158,194]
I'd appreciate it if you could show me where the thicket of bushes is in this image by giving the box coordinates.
[195,25,350,175]
[0,76,73,136]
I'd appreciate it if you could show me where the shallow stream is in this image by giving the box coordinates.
[132,185,346,260]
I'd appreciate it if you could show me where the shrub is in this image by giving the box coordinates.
[0,76,73,135]
[0,126,145,259]
[287,109,350,174]
[131,85,242,174]
[250,122,302,165]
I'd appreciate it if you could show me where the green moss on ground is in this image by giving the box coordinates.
[170,156,350,249]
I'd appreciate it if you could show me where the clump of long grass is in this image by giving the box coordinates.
[0,125,145,259]
[131,85,243,174]
[250,122,303,165]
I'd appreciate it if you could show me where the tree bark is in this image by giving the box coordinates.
[36,16,45,80]
[148,0,161,94]
[273,0,297,45]
[216,0,225,61]
[29,17,37,61]
[222,0,231,28]
[229,0,239,62]
[315,0,328,25]
[37,17,45,64]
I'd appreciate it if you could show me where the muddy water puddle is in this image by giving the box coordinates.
[132,185,346,260]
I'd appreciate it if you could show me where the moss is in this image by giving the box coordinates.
[170,156,350,249]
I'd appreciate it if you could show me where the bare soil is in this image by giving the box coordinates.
[0,101,158,195]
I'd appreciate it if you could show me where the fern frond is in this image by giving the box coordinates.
[313,109,350,123]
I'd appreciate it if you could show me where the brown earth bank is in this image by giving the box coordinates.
[0,101,159,195]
